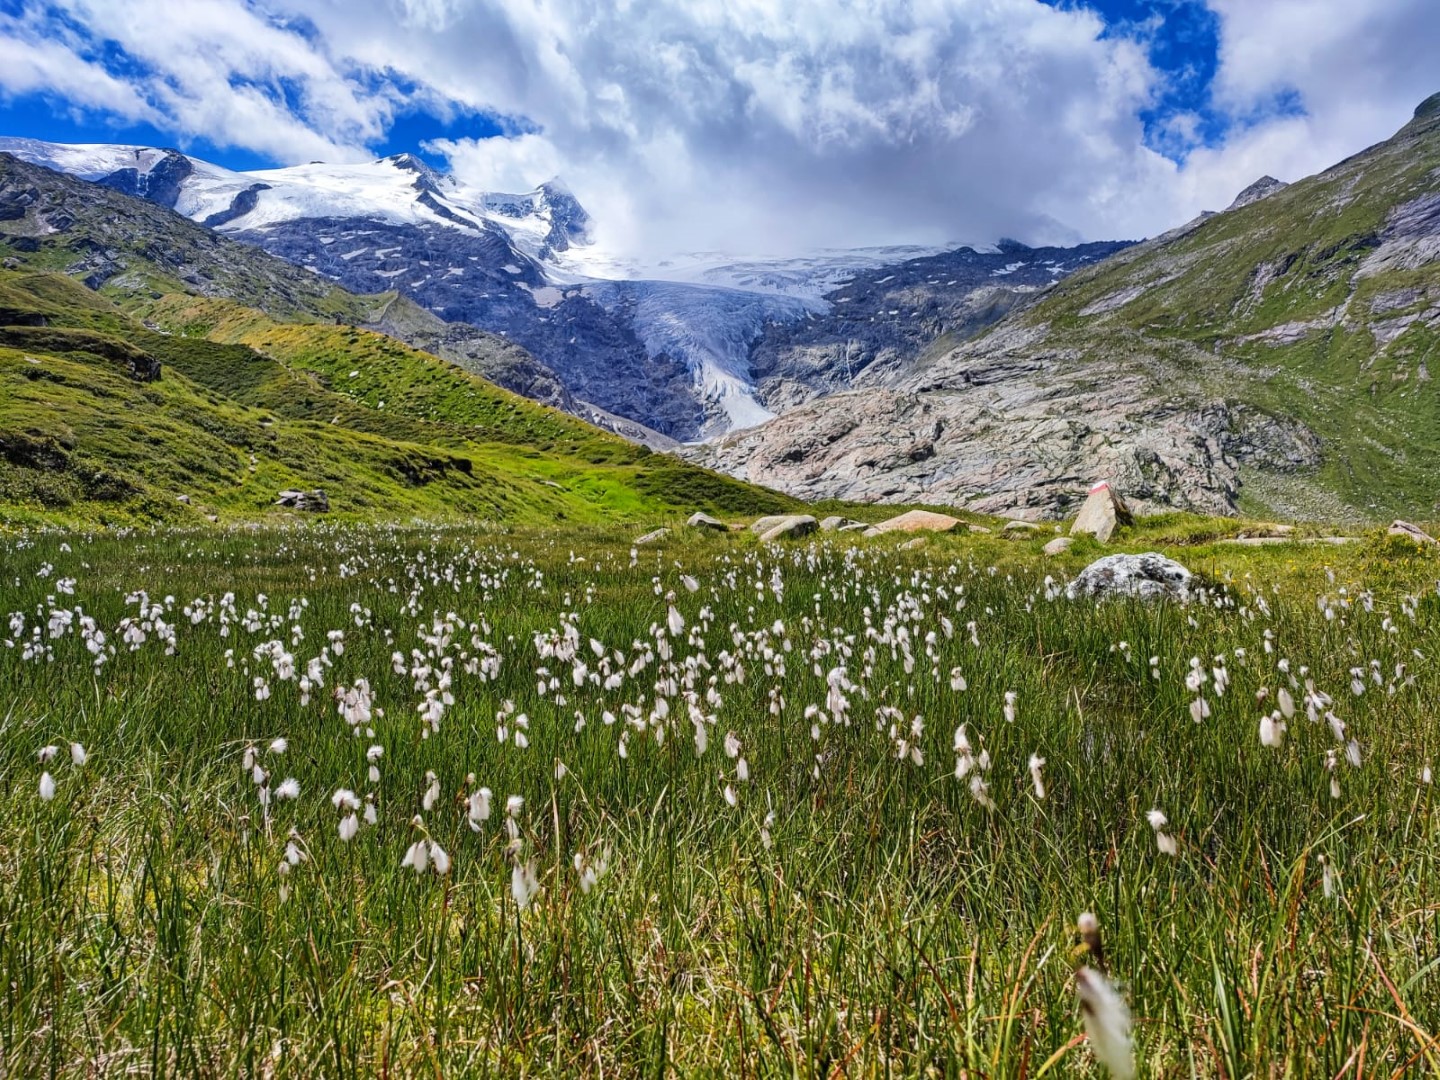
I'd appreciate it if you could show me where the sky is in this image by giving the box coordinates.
[0,0,1436,257]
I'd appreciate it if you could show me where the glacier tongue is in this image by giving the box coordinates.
[582,279,820,437]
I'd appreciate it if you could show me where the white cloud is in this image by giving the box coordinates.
[0,0,1436,256]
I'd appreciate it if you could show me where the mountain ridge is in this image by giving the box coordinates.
[0,136,1137,442]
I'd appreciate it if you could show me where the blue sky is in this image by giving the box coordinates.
[0,0,1434,253]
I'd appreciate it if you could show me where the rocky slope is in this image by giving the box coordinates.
[695,96,1440,523]
[747,238,1130,412]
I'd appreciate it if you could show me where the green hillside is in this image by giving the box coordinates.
[0,207,797,526]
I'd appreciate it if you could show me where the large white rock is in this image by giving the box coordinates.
[865,509,965,536]
[1069,481,1133,543]
[1066,552,1192,602]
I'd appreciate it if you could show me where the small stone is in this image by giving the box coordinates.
[1003,520,1039,536]
[820,515,866,531]
[176,494,190,504]
[634,528,669,545]
[1043,536,1074,556]
[898,537,926,551]
[687,512,728,531]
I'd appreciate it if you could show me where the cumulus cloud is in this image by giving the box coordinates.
[0,0,1436,256]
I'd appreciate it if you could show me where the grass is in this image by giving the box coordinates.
[1,521,1438,1075]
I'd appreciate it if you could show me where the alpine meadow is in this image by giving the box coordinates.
[3,3,1440,1077]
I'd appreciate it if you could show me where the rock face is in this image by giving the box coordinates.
[1388,520,1438,544]
[864,509,965,535]
[276,489,329,512]
[690,332,1321,520]
[755,515,818,541]
[1070,482,1133,543]
[1066,553,1193,602]
[687,512,728,531]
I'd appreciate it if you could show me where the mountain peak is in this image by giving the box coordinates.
[1227,175,1288,211]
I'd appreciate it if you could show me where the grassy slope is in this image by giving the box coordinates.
[967,96,1440,521]
[0,270,798,526]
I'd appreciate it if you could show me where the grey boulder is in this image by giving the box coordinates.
[1066,552,1192,602]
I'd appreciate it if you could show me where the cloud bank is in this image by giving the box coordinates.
[1,0,1437,256]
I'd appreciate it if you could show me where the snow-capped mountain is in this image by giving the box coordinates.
[0,137,1132,441]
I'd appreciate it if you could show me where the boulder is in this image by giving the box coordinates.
[757,515,818,542]
[1069,481,1133,543]
[634,528,669,545]
[1043,536,1075,556]
[1389,520,1438,545]
[275,489,330,512]
[687,512,728,531]
[1066,552,1192,602]
[750,514,793,534]
[820,515,866,531]
[868,509,965,535]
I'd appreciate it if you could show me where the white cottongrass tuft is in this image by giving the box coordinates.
[1028,754,1046,800]
[1075,967,1135,1080]
[1146,809,1177,856]
[39,771,56,801]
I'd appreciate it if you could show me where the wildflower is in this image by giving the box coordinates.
[1075,967,1135,1080]
[70,742,87,766]
[275,777,300,800]
[574,847,611,893]
[269,737,288,754]
[1276,687,1295,719]
[467,785,492,830]
[1028,754,1046,799]
[506,794,524,818]
[1146,809,1176,855]
[39,771,56,801]
[38,744,59,764]
[430,843,451,875]
[402,839,430,873]
[422,771,441,812]
[511,859,540,909]
[1003,690,1017,723]
[338,813,359,842]
[1259,712,1285,748]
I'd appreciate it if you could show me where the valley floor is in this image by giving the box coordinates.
[1,520,1438,1076]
